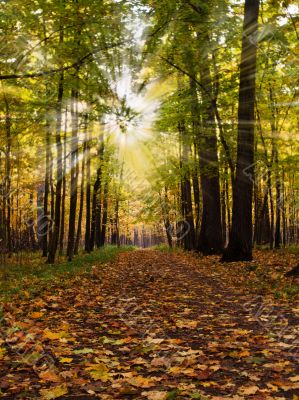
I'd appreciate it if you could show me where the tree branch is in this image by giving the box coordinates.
[0,42,124,80]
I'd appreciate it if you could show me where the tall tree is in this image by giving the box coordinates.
[222,0,260,261]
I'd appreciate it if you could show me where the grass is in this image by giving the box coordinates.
[255,244,299,256]
[0,245,135,302]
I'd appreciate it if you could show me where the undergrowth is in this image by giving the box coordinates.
[0,245,135,302]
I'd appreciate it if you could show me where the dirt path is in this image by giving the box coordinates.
[1,250,298,399]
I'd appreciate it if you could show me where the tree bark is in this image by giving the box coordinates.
[59,107,67,255]
[67,73,79,261]
[222,0,259,261]
[47,71,64,263]
[84,117,91,252]
[74,138,86,255]
[3,94,12,255]
[100,181,109,247]
[197,52,223,254]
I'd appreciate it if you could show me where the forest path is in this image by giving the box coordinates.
[1,250,299,399]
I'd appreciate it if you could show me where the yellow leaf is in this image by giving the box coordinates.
[290,376,299,383]
[233,329,251,335]
[168,366,181,375]
[175,320,198,329]
[59,357,73,364]
[0,347,7,359]
[40,383,68,399]
[39,370,61,383]
[30,312,44,319]
[43,329,68,340]
[85,363,110,382]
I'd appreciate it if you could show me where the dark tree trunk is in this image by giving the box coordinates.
[59,107,67,255]
[161,187,173,248]
[100,181,109,247]
[178,120,196,251]
[189,79,201,238]
[84,118,91,252]
[197,56,223,254]
[42,117,51,257]
[91,135,104,250]
[90,165,102,251]
[3,94,12,255]
[47,71,64,264]
[222,0,259,261]
[28,193,37,249]
[49,152,55,244]
[74,143,86,255]
[67,75,79,261]
[274,155,281,249]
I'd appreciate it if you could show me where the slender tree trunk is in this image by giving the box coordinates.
[274,149,281,248]
[3,94,12,255]
[49,152,55,244]
[59,107,67,255]
[222,0,259,261]
[178,120,196,251]
[161,187,173,248]
[67,73,79,261]
[85,117,91,252]
[47,71,64,264]
[74,143,86,255]
[100,181,109,247]
[28,193,37,249]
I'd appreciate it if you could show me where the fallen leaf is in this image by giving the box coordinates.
[142,391,167,400]
[40,383,68,399]
[39,370,61,383]
[0,347,7,359]
[59,357,73,363]
[85,363,110,382]
[239,386,260,395]
[73,348,94,354]
[175,320,198,329]
[127,376,154,388]
[30,311,44,319]
[43,329,68,341]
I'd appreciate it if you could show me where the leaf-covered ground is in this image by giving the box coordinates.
[0,250,299,399]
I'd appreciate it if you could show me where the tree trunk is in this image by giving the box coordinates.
[47,71,64,264]
[161,187,173,248]
[274,150,281,248]
[178,120,196,251]
[100,181,109,247]
[67,74,79,261]
[222,0,259,261]
[74,140,86,255]
[197,53,223,254]
[3,94,12,255]
[85,117,91,252]
[59,107,67,255]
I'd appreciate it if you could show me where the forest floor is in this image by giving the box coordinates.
[0,249,299,399]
